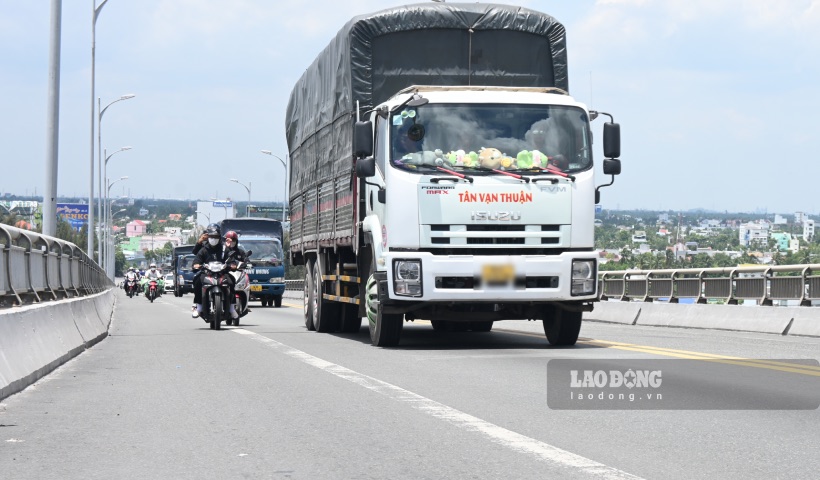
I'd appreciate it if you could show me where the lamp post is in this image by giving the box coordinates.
[260,150,288,222]
[109,208,127,279]
[97,93,135,263]
[106,176,128,277]
[230,178,251,215]
[196,210,210,228]
[103,145,131,233]
[88,0,110,255]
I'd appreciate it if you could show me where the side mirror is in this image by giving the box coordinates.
[603,122,620,159]
[603,158,621,176]
[354,121,373,158]
[356,157,376,178]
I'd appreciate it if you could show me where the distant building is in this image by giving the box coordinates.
[658,213,670,224]
[126,219,147,237]
[773,214,788,225]
[770,232,797,253]
[632,230,647,243]
[168,214,182,221]
[804,219,815,242]
[739,221,770,247]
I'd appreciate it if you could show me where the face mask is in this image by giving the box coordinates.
[208,238,219,246]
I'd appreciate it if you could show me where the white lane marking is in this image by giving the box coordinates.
[231,328,643,480]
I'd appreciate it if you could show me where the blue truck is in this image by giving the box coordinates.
[172,244,197,297]
[220,218,286,307]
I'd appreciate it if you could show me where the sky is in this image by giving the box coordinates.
[1,0,819,214]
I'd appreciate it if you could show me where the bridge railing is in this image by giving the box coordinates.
[0,224,112,308]
[599,264,820,306]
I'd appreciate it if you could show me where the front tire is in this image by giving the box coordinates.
[366,274,402,347]
[543,307,581,346]
[213,293,223,331]
[273,295,282,308]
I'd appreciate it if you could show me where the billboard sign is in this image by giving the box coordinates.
[57,203,89,231]
[213,201,233,208]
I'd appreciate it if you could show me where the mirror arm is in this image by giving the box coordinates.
[595,175,616,205]
[589,110,615,123]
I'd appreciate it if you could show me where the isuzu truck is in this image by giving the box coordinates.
[285,3,622,346]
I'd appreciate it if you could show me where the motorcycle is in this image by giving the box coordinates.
[146,280,159,303]
[229,251,253,325]
[125,277,139,298]
[198,260,234,330]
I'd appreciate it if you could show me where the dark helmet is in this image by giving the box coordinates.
[205,223,221,238]
[224,230,238,243]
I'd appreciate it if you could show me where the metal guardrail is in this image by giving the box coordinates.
[286,265,820,306]
[0,224,112,308]
[599,264,820,306]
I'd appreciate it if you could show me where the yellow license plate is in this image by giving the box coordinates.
[250,285,263,292]
[482,264,515,283]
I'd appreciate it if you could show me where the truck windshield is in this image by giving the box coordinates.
[390,103,591,174]
[179,255,196,272]
[238,239,284,264]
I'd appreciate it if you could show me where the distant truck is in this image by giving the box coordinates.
[172,244,197,297]
[220,218,286,307]
[285,3,622,346]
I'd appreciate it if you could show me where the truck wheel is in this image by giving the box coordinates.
[366,274,402,347]
[312,261,340,333]
[304,260,316,331]
[543,307,581,346]
[273,295,282,308]
[338,303,362,333]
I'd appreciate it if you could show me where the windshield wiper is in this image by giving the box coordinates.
[458,165,531,183]
[521,166,576,183]
[395,160,474,183]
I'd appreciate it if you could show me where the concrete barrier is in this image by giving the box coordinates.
[787,309,820,338]
[588,301,820,338]
[636,303,793,335]
[0,289,116,400]
[586,301,643,325]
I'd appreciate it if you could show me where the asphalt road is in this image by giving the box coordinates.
[1,290,818,479]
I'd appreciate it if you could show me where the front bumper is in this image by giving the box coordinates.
[249,283,286,299]
[383,251,597,302]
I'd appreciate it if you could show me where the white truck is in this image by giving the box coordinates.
[285,3,622,346]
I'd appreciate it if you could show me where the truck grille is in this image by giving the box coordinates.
[423,224,567,248]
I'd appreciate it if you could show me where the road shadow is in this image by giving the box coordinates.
[327,322,605,351]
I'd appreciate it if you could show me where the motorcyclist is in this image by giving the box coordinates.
[191,223,218,318]
[191,224,240,321]
[124,267,140,292]
[143,263,164,295]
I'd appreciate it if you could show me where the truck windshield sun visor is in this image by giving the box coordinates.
[390,103,592,176]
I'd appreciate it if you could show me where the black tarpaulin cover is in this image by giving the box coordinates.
[285,2,567,199]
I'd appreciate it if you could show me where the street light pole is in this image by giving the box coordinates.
[97,93,135,263]
[260,150,288,222]
[196,210,210,227]
[43,0,62,237]
[102,146,130,269]
[88,0,109,255]
[106,176,128,277]
[109,208,127,278]
[230,178,251,215]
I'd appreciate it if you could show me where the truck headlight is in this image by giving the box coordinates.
[393,259,422,297]
[571,259,596,296]
[270,277,285,283]
[178,275,184,285]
